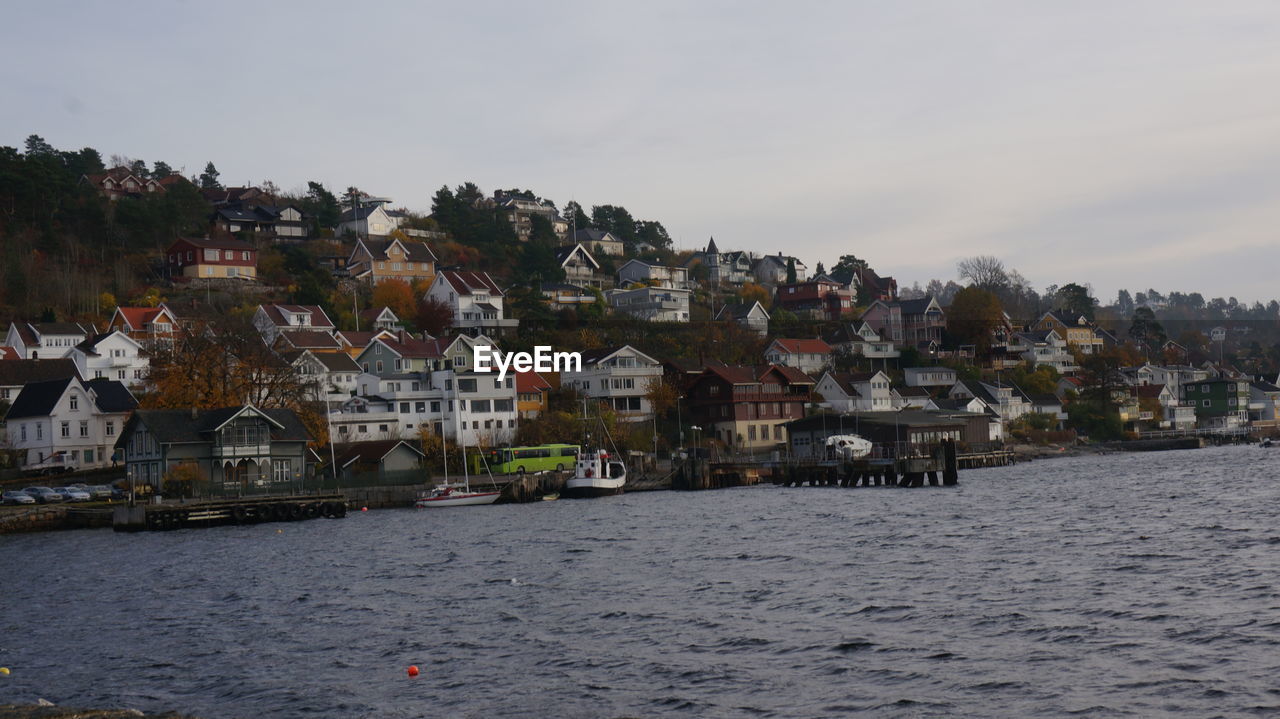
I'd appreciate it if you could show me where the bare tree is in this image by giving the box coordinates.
[956,255,1009,292]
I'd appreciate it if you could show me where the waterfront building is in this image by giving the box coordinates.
[1180,378,1250,431]
[560,345,663,422]
[685,364,814,454]
[813,370,894,411]
[5,377,137,471]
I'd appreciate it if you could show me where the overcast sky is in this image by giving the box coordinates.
[5,1,1280,303]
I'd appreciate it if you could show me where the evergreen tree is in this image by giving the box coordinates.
[198,162,222,189]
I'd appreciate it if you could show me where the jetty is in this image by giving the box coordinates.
[112,494,348,532]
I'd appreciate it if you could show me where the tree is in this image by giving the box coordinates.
[644,376,680,418]
[956,255,1008,292]
[372,279,417,325]
[198,162,222,190]
[151,160,173,179]
[815,261,825,276]
[829,255,868,285]
[945,287,1005,355]
[417,296,454,336]
[635,220,672,248]
[305,181,342,229]
[1127,307,1166,349]
[738,283,769,306]
[590,204,637,243]
[785,257,797,284]
[1055,283,1096,320]
[563,200,591,231]
[1115,289,1134,315]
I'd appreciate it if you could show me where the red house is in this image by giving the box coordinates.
[686,364,815,453]
[167,237,258,281]
[773,278,855,320]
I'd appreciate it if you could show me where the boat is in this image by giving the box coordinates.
[825,434,873,460]
[563,448,626,499]
[1262,438,1274,448]
[414,484,500,508]
[540,492,560,501]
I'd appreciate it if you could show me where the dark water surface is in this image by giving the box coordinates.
[4,445,1280,718]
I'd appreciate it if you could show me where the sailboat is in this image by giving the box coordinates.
[415,385,500,508]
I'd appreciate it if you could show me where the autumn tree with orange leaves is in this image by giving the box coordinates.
[141,315,330,446]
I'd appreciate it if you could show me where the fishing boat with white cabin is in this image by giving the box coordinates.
[562,447,626,499]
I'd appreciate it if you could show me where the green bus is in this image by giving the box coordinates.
[470,444,580,475]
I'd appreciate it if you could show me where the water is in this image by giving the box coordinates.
[4,445,1280,718]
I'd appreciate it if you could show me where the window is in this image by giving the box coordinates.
[494,399,513,412]
[376,361,383,373]
[459,379,477,392]
[61,421,70,438]
[357,425,368,433]
[79,421,89,438]
[36,423,42,440]
[431,401,440,413]
[400,403,411,413]
[106,422,115,436]
[273,460,292,483]
[20,424,27,441]
[70,396,79,410]
[472,400,491,413]
[204,249,218,262]
[1202,399,1210,407]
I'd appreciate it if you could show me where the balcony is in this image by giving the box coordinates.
[213,443,272,458]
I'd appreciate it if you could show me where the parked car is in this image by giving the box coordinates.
[87,485,115,500]
[21,487,64,504]
[3,490,36,505]
[55,487,92,502]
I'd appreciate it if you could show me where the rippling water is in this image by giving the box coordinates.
[4,445,1280,718]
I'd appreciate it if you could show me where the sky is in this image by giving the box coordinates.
[5,1,1280,304]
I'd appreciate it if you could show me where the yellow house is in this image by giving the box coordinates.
[347,238,436,285]
[1035,310,1104,355]
[516,371,552,418]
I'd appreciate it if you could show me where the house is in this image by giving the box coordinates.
[687,238,753,285]
[784,410,971,460]
[1180,378,1250,431]
[823,322,900,362]
[616,259,690,290]
[107,305,181,345]
[253,304,337,345]
[560,346,663,422]
[337,204,399,238]
[773,278,854,320]
[493,191,569,241]
[714,301,770,337]
[1248,380,1280,427]
[607,286,692,322]
[752,253,808,285]
[5,377,136,471]
[167,237,257,281]
[861,296,945,348]
[764,339,832,376]
[572,228,625,256]
[854,267,897,302]
[273,330,344,353]
[68,331,149,387]
[346,237,437,285]
[425,271,518,336]
[948,379,1033,426]
[332,439,424,482]
[358,307,404,332]
[893,386,938,410]
[1035,310,1104,355]
[1009,330,1078,374]
[540,283,598,311]
[813,370,894,411]
[278,349,362,407]
[554,243,604,288]
[116,405,313,494]
[516,371,552,418]
[355,335,447,377]
[0,358,80,405]
[685,365,814,453]
[213,203,309,240]
[3,322,95,360]
[904,367,957,388]
[1131,383,1196,432]
[80,166,185,200]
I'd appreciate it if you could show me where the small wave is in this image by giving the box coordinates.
[833,639,876,653]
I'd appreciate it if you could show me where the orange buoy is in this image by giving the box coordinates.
[407,665,420,677]
[361,507,369,512]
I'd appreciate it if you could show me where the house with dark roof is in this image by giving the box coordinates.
[823,321,900,362]
[347,237,437,285]
[572,228,624,256]
[355,335,447,377]
[860,296,945,349]
[752,253,808,285]
[1035,310,1104,355]
[813,370,893,411]
[559,346,663,422]
[685,364,815,453]
[947,378,1034,428]
[5,377,136,471]
[617,259,690,290]
[79,166,182,200]
[540,282,598,311]
[337,204,399,238]
[492,191,569,242]
[554,243,603,288]
[167,237,257,281]
[4,322,96,360]
[425,271,518,336]
[277,349,362,406]
[686,238,754,285]
[116,405,314,494]
[212,203,309,240]
[0,358,80,405]
[714,301,770,337]
[774,277,854,321]
[252,304,337,345]
[333,439,424,481]
[69,330,149,388]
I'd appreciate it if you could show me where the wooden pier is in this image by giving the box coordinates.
[113,494,348,532]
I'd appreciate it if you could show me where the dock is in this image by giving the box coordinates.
[112,494,348,532]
